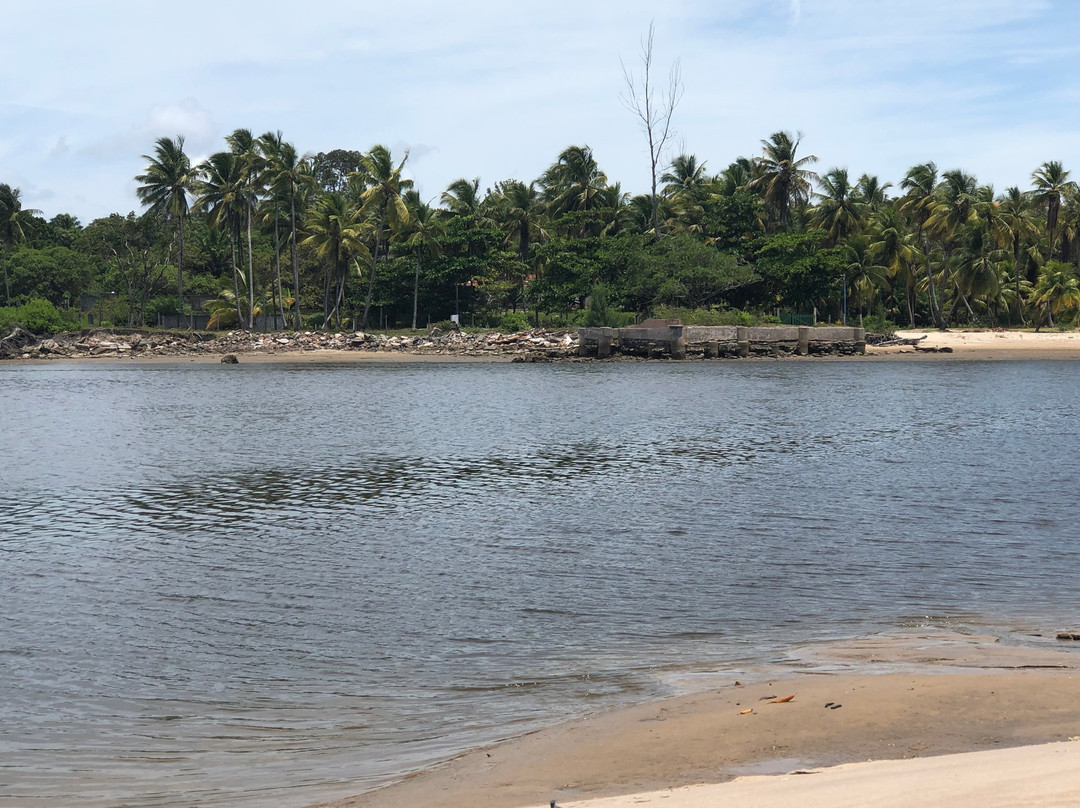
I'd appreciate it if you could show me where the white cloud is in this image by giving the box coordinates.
[1,0,1078,220]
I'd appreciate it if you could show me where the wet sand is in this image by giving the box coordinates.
[311,632,1080,808]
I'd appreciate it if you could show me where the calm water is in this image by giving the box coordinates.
[2,358,1079,807]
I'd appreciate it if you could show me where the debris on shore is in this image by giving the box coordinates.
[1,327,579,362]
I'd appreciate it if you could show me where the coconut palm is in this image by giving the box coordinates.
[397,192,444,329]
[899,162,944,327]
[195,151,248,327]
[0,184,41,305]
[843,234,890,323]
[489,180,547,263]
[225,128,265,329]
[1030,161,1075,261]
[539,145,609,225]
[440,177,483,219]
[852,174,892,212]
[135,135,194,326]
[927,169,980,323]
[810,167,866,247]
[352,145,412,330]
[750,131,819,233]
[661,154,709,199]
[869,209,919,326]
[302,191,370,328]
[259,134,316,328]
[1031,260,1080,330]
[996,187,1041,323]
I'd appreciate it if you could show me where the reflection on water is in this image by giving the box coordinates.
[2,359,1079,806]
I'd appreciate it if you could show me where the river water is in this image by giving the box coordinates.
[2,358,1078,807]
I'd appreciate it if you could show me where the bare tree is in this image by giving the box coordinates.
[621,22,683,238]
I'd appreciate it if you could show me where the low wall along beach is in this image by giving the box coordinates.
[578,321,866,359]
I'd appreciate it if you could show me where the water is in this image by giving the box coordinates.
[2,358,1078,807]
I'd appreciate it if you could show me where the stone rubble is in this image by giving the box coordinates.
[4,327,580,362]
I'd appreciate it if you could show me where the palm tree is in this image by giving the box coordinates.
[661,154,708,200]
[927,169,980,323]
[226,128,265,329]
[1032,260,1080,330]
[397,193,444,329]
[852,174,892,212]
[899,162,945,327]
[750,131,819,232]
[539,145,609,234]
[843,234,889,323]
[440,177,483,219]
[352,145,412,330]
[195,151,247,327]
[0,184,41,305]
[810,167,866,246]
[869,210,920,326]
[260,139,316,329]
[996,186,1040,324]
[257,131,289,326]
[135,135,194,326]
[490,180,547,264]
[1030,161,1075,261]
[302,192,369,328]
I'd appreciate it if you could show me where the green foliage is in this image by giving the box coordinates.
[0,298,78,335]
[653,306,771,326]
[583,284,634,327]
[861,312,897,335]
[497,311,530,332]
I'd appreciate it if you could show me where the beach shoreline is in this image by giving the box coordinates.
[310,630,1080,808]
[5,327,1080,365]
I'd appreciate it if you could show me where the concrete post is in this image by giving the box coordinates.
[670,325,686,360]
[797,326,810,356]
[597,330,612,358]
[855,327,866,355]
[736,326,750,358]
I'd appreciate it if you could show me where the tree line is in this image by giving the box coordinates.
[2,129,1078,334]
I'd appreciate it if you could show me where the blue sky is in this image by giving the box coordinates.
[2,0,1078,222]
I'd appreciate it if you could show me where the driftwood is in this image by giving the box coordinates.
[874,334,928,347]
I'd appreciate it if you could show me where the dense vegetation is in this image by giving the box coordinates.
[2,131,1078,334]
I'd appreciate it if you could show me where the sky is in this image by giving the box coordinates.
[2,0,1078,223]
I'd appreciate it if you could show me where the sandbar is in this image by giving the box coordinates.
[311,631,1080,808]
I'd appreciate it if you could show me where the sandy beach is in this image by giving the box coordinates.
[865,328,1080,360]
[313,631,1080,808]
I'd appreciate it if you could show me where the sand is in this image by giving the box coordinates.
[311,631,1080,808]
[865,328,1080,360]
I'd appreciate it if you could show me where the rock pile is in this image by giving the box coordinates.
[3,327,579,362]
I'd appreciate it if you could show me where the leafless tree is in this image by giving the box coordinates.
[621,22,683,238]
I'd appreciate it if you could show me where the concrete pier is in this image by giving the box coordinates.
[578,323,867,359]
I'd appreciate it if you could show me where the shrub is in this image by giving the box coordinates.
[498,312,530,333]
[0,298,78,335]
[584,285,635,328]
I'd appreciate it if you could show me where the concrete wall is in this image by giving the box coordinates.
[579,324,865,358]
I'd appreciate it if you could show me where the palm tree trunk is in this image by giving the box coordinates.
[362,209,385,330]
[921,233,943,328]
[247,202,255,330]
[273,210,285,329]
[1014,236,1026,325]
[230,229,243,329]
[290,195,302,330]
[412,258,420,330]
[178,215,187,328]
